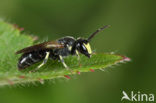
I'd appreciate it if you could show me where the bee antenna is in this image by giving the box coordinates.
[87,25,110,42]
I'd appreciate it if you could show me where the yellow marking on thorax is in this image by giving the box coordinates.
[83,43,92,54]
[68,45,72,51]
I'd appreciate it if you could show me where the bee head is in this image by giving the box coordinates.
[71,25,110,58]
[75,38,92,58]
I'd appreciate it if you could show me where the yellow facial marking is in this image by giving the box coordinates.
[83,43,92,54]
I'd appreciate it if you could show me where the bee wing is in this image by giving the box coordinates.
[16,41,64,54]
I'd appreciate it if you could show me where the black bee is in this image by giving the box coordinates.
[16,25,110,71]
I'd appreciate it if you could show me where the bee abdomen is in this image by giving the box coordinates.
[18,51,46,70]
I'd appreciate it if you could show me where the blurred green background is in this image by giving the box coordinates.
[0,0,156,103]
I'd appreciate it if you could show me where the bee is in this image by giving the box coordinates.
[16,25,110,71]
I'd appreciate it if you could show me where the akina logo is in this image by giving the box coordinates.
[121,91,155,102]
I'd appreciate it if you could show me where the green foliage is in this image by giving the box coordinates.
[0,20,130,86]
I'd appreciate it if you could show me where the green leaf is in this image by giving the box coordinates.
[0,19,130,86]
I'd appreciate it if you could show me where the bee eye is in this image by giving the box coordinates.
[82,45,86,50]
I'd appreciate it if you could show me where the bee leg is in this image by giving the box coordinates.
[30,52,50,72]
[76,50,81,67]
[59,55,69,70]
[59,55,74,74]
